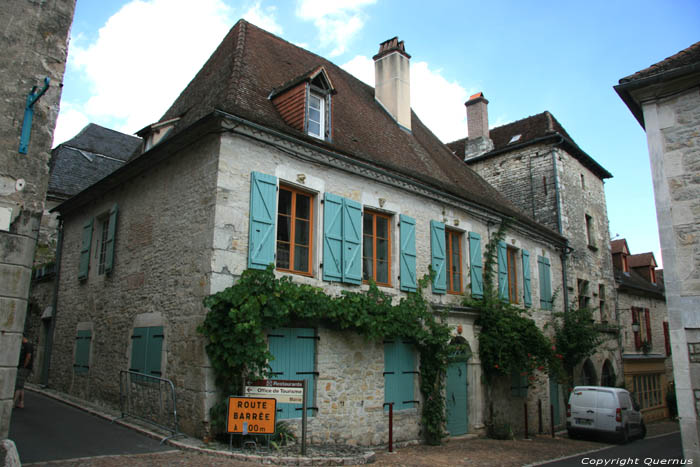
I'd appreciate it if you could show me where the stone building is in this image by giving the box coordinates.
[611,239,672,422]
[0,0,75,440]
[27,124,141,386]
[45,20,569,444]
[615,40,700,461]
[447,96,620,422]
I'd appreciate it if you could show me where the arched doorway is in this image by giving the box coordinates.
[446,336,472,436]
[601,359,616,387]
[582,359,598,386]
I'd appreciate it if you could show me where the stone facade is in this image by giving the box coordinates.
[0,0,74,438]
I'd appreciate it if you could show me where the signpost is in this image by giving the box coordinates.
[245,379,304,403]
[226,396,277,435]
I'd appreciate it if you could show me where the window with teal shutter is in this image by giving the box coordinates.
[469,232,483,299]
[78,218,93,280]
[384,340,417,411]
[538,256,552,310]
[104,204,118,275]
[129,326,164,379]
[399,215,417,292]
[430,221,446,294]
[497,241,508,301]
[322,193,361,284]
[522,249,531,307]
[74,330,92,374]
[268,328,316,419]
[341,198,362,284]
[248,171,278,270]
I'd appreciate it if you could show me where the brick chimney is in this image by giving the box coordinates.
[464,92,494,160]
[373,37,411,131]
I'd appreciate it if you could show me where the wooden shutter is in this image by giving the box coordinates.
[248,171,277,270]
[430,221,446,294]
[130,327,148,373]
[645,308,652,344]
[104,204,118,275]
[384,340,399,410]
[469,232,483,299]
[78,218,93,280]
[322,193,343,282]
[663,322,671,356]
[342,198,362,284]
[399,215,417,292]
[74,330,91,374]
[398,340,417,410]
[538,256,552,310]
[268,328,315,419]
[497,241,508,301]
[384,340,416,411]
[146,326,164,377]
[522,249,531,307]
[632,307,642,350]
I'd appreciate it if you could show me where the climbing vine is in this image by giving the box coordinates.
[198,265,453,445]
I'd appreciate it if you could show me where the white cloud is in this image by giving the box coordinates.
[67,0,236,134]
[53,102,89,147]
[296,0,375,57]
[342,55,470,142]
[242,2,283,34]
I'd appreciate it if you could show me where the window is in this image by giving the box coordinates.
[469,232,483,299]
[97,217,109,275]
[580,174,585,189]
[446,229,462,294]
[129,326,164,378]
[577,279,590,309]
[322,192,361,284]
[277,185,313,275]
[399,215,417,292]
[307,93,325,139]
[650,267,657,284]
[585,214,595,247]
[384,339,417,410]
[633,374,663,410]
[498,241,519,303]
[538,256,552,310]
[363,211,391,286]
[507,247,519,304]
[632,307,642,350]
[599,284,606,322]
[622,254,629,273]
[73,330,92,374]
[268,328,316,419]
[78,204,118,280]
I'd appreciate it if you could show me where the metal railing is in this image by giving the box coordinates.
[115,370,182,444]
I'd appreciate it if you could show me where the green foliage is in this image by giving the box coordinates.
[198,265,453,445]
[551,305,603,386]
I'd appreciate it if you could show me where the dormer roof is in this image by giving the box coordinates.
[611,238,630,255]
[628,252,658,269]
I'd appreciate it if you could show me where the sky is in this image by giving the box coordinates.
[55,0,700,268]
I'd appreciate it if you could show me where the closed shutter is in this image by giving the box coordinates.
[74,330,92,374]
[538,256,552,310]
[104,204,118,275]
[248,171,277,270]
[543,257,552,310]
[632,307,642,350]
[342,198,362,284]
[469,232,483,299]
[322,193,343,282]
[130,327,148,373]
[663,322,671,356]
[399,215,417,292]
[497,241,508,301]
[522,249,531,307]
[268,328,316,419]
[384,340,416,411]
[430,221,446,294]
[146,326,164,377]
[78,218,94,280]
[645,309,652,344]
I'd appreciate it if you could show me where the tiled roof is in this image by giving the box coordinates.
[48,124,141,199]
[134,20,559,236]
[619,41,700,83]
[615,267,664,298]
[446,111,612,180]
[628,252,657,268]
[610,239,629,255]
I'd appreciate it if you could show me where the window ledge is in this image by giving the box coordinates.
[587,244,598,252]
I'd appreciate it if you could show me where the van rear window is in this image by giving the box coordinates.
[572,390,596,408]
[597,391,616,409]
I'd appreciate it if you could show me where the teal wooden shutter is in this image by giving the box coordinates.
[78,218,93,280]
[248,171,277,270]
[469,232,483,299]
[497,241,508,301]
[130,327,148,374]
[522,249,531,307]
[342,198,362,284]
[399,215,417,292]
[538,256,552,310]
[268,328,315,419]
[543,257,552,310]
[146,326,164,377]
[267,328,291,418]
[74,330,91,374]
[384,340,399,410]
[104,204,118,275]
[398,340,416,410]
[430,221,446,294]
[322,193,343,281]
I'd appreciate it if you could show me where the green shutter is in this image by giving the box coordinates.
[544,257,552,310]
[497,241,508,301]
[469,232,483,299]
[78,218,93,280]
[385,340,416,410]
[384,340,399,410]
[539,256,552,310]
[268,328,315,420]
[398,340,416,410]
[399,215,417,292]
[74,330,91,374]
[104,204,118,275]
[342,198,362,284]
[522,249,531,307]
[322,193,343,282]
[430,221,446,294]
[248,171,277,270]
[130,327,148,374]
[146,326,164,377]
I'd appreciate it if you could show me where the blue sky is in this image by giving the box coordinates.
[56,0,700,267]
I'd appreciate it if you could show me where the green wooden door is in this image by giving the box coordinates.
[446,360,468,435]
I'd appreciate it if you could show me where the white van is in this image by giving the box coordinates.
[567,386,646,442]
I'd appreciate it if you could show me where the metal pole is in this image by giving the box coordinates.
[538,399,543,434]
[383,402,394,452]
[550,404,555,438]
[523,402,529,439]
[301,379,307,456]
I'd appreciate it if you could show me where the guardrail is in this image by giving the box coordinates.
[115,370,182,444]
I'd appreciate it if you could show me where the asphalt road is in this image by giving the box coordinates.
[540,431,683,466]
[8,390,175,464]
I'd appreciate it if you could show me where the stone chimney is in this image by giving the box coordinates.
[464,92,494,160]
[373,37,411,131]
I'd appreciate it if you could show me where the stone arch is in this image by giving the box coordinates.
[601,359,616,387]
[582,358,597,386]
[449,336,472,362]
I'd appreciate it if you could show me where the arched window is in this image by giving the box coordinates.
[582,359,597,386]
[601,360,616,387]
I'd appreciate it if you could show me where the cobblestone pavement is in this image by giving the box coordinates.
[24,421,679,466]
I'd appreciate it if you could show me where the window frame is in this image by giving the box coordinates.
[307,92,325,140]
[362,210,392,287]
[97,216,110,275]
[585,214,596,248]
[445,229,462,294]
[506,247,519,304]
[276,184,314,277]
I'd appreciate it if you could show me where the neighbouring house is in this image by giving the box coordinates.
[447,97,619,428]
[615,40,700,461]
[611,239,672,422]
[45,20,570,444]
[27,124,141,386]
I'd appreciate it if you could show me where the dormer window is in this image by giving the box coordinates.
[307,93,325,139]
[622,254,629,273]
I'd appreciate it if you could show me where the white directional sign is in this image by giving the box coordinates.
[245,380,304,403]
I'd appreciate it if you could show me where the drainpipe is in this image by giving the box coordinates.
[41,217,63,385]
[550,140,570,312]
